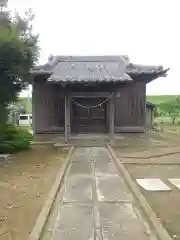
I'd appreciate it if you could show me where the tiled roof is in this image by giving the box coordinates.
[146,101,156,108]
[48,56,132,83]
[127,63,163,74]
[31,55,169,83]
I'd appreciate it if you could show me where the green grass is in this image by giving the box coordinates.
[154,116,180,133]
[147,95,179,104]
[155,116,180,123]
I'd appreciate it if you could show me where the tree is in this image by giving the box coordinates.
[8,103,26,124]
[154,107,161,118]
[0,2,39,126]
[158,97,180,124]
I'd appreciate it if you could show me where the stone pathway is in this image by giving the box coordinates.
[46,147,156,240]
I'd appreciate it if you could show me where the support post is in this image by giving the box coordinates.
[109,93,115,141]
[67,96,71,136]
[106,100,110,130]
[32,82,35,136]
[65,95,71,143]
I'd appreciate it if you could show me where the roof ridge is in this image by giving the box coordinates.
[52,55,129,62]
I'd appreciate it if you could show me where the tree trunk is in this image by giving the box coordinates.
[0,104,8,126]
[172,117,176,124]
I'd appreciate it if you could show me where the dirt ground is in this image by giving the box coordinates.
[0,145,67,240]
[114,131,180,239]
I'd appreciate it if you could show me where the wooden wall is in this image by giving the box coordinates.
[33,80,146,134]
[32,80,65,133]
[114,81,146,132]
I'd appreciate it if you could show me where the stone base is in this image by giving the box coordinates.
[53,143,73,152]
[0,154,11,161]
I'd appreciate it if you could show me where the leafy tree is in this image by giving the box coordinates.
[158,97,180,124]
[0,2,39,126]
[8,103,26,124]
[0,1,38,153]
[154,107,161,118]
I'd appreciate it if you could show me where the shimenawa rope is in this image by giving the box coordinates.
[68,94,112,109]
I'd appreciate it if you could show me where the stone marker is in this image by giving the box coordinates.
[136,178,171,191]
[168,179,180,190]
[0,154,11,161]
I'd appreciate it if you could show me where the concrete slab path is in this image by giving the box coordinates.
[46,147,156,240]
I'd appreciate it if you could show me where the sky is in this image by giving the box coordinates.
[8,0,180,97]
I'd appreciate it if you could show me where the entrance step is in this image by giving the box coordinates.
[53,134,114,147]
[54,139,110,148]
[68,138,110,147]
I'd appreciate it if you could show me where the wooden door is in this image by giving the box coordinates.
[71,98,107,133]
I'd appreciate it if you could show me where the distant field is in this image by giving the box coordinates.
[147,95,179,104]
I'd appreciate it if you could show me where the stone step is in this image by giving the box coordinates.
[68,139,110,147]
[53,139,111,147]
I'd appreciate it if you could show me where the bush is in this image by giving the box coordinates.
[0,124,33,154]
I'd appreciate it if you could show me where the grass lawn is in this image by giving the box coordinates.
[154,116,180,133]
[0,146,67,240]
[147,95,179,104]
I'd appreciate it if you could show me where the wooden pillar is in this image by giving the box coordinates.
[67,96,71,135]
[106,101,110,130]
[142,83,146,129]
[109,93,115,140]
[64,95,71,143]
[32,82,35,136]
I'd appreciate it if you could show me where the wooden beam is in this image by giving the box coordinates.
[114,126,144,133]
[69,92,110,98]
[43,92,111,98]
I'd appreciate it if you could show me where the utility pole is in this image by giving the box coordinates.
[27,84,32,131]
